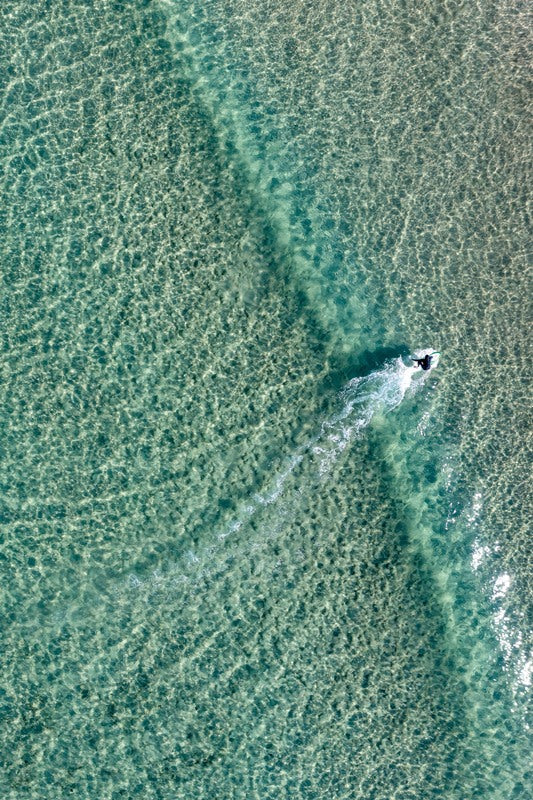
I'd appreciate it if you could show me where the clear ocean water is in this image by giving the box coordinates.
[0,1,531,798]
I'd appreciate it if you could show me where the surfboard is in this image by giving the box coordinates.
[410,348,440,372]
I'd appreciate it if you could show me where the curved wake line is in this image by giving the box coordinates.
[217,352,439,541]
[125,355,434,599]
[217,356,430,541]
[314,354,432,476]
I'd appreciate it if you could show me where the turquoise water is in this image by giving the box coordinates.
[0,1,531,797]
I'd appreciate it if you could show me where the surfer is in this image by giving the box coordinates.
[412,353,433,371]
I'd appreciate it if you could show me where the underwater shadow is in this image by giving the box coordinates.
[320,343,412,394]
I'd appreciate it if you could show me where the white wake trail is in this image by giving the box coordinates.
[127,351,438,592]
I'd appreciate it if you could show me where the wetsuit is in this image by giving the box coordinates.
[413,354,432,371]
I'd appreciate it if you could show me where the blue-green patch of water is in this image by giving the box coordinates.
[0,0,531,797]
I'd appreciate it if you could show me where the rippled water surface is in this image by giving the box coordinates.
[0,1,530,798]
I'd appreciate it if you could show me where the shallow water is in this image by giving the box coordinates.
[0,1,531,798]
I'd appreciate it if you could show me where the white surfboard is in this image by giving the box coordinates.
[410,348,440,372]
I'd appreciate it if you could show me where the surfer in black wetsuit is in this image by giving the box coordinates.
[413,353,433,371]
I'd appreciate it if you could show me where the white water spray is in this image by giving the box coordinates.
[127,351,438,592]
